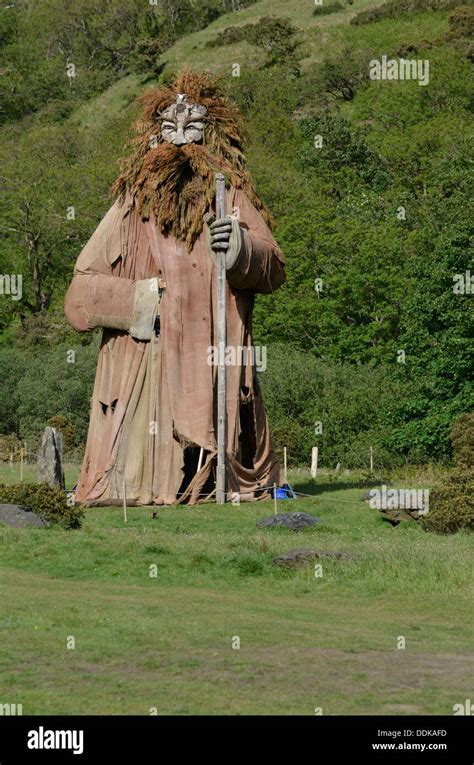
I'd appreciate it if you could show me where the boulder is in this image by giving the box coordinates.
[0,504,50,528]
[379,508,425,525]
[257,511,321,531]
[273,548,356,568]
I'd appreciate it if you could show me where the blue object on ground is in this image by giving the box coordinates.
[272,483,296,500]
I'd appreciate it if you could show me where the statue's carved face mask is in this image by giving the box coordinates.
[159,94,208,146]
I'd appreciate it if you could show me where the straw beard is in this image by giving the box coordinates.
[114,141,236,252]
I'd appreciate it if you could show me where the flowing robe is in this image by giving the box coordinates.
[64,187,285,505]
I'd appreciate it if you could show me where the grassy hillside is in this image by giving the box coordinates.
[0,0,473,465]
[158,0,386,71]
[159,0,461,74]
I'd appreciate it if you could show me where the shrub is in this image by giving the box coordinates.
[298,111,391,188]
[422,468,474,533]
[0,349,28,435]
[445,6,474,58]
[0,482,84,529]
[319,46,371,101]
[207,16,300,71]
[313,1,344,15]
[16,342,98,446]
[450,412,474,467]
[351,0,461,25]
[259,344,406,468]
[0,434,22,462]
[447,5,474,37]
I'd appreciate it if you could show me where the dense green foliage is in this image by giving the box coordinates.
[422,467,474,532]
[0,0,257,124]
[351,0,465,25]
[0,0,472,467]
[259,344,405,467]
[206,15,300,71]
[0,481,83,528]
[450,411,474,466]
[0,342,98,451]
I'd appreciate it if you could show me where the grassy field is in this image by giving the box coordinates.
[0,467,472,715]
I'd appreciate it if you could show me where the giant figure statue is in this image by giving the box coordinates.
[65,70,285,506]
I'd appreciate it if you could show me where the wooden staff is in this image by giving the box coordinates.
[122,479,128,523]
[215,172,227,505]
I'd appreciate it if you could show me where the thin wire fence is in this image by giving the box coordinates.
[0,442,379,508]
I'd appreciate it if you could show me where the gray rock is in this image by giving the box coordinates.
[379,508,424,525]
[273,548,356,568]
[0,504,50,528]
[364,486,428,524]
[37,427,65,489]
[257,511,321,531]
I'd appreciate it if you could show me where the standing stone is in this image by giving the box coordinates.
[37,427,65,489]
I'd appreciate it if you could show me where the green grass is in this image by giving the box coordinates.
[0,469,472,715]
[69,74,145,131]
[0,462,80,491]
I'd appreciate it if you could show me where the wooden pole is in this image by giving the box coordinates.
[197,447,204,474]
[122,479,127,523]
[215,172,227,505]
[311,446,318,479]
[283,446,287,485]
[273,482,277,515]
[369,445,374,473]
[20,446,24,482]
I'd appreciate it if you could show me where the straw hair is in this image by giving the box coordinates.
[112,69,273,251]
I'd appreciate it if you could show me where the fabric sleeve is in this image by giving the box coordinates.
[225,189,286,294]
[64,199,160,340]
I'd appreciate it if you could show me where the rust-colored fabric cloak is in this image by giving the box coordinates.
[64,186,285,505]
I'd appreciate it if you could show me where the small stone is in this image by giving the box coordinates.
[0,504,50,528]
[257,512,321,531]
[273,548,356,568]
[379,508,424,525]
